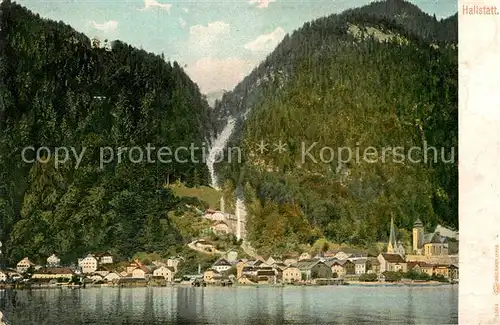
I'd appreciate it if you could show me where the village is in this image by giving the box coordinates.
[0,216,459,289]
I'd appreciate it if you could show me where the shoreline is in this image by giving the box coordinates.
[0,281,455,290]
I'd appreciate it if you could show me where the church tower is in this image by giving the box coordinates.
[412,218,424,254]
[387,216,397,254]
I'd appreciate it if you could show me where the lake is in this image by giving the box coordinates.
[0,285,458,324]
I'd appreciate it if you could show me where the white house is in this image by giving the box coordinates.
[153,266,175,282]
[47,254,61,267]
[94,266,110,277]
[132,266,151,279]
[89,274,104,282]
[0,270,7,282]
[298,253,312,261]
[78,254,98,274]
[95,252,113,264]
[226,250,238,263]
[16,257,35,273]
[166,258,180,272]
[377,253,407,273]
[104,272,121,282]
[212,258,232,273]
[353,259,367,275]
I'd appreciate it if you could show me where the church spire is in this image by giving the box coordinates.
[387,216,397,253]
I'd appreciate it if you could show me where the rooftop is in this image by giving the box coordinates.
[380,253,406,264]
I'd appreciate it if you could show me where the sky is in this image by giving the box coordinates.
[15,0,458,94]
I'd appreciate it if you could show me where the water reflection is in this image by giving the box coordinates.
[0,285,458,325]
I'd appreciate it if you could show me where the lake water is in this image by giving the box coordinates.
[0,285,458,324]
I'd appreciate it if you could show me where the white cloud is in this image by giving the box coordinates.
[183,7,189,13]
[90,20,118,32]
[185,57,256,93]
[244,27,285,52]
[179,17,187,28]
[190,21,229,40]
[248,0,276,9]
[189,21,230,55]
[140,0,172,12]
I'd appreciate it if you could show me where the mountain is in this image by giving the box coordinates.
[211,0,458,255]
[205,89,227,108]
[0,1,212,263]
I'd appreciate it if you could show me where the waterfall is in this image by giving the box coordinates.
[206,118,236,190]
[235,189,247,241]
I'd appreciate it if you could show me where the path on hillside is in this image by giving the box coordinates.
[187,240,225,256]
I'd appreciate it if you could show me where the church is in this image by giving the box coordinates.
[412,218,457,256]
[386,216,406,258]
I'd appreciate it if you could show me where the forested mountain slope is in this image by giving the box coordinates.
[212,0,458,255]
[0,1,212,263]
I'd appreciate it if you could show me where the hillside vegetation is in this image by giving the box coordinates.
[212,0,458,255]
[0,0,211,263]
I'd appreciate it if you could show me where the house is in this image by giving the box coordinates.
[212,258,232,273]
[328,260,346,277]
[0,270,7,282]
[126,260,144,274]
[366,257,381,274]
[298,252,312,261]
[226,250,238,263]
[78,254,99,274]
[129,260,151,279]
[407,261,434,276]
[251,259,267,267]
[327,260,355,277]
[203,269,222,284]
[31,267,74,280]
[104,272,121,282]
[257,270,277,284]
[272,263,287,279]
[89,274,104,282]
[153,266,175,282]
[94,266,110,277]
[131,266,151,279]
[377,253,407,273]
[353,259,367,275]
[94,252,113,264]
[433,265,452,278]
[16,257,35,273]
[284,258,298,266]
[282,266,301,283]
[449,264,459,280]
[236,260,249,279]
[295,259,332,280]
[211,221,231,235]
[47,254,61,267]
[237,274,257,285]
[166,258,181,272]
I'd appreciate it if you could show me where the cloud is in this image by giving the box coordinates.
[244,27,285,52]
[190,21,229,40]
[248,0,276,8]
[185,57,256,93]
[183,7,189,13]
[90,20,118,32]
[188,21,230,55]
[140,0,172,12]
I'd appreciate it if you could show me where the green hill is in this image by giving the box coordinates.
[0,0,212,263]
[212,0,458,255]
